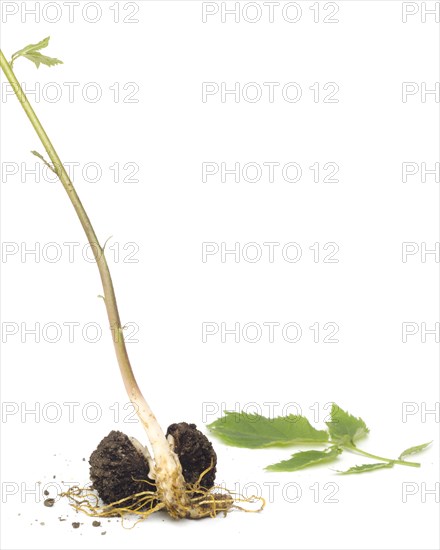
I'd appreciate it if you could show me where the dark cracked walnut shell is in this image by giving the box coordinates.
[166,422,217,489]
[89,430,156,506]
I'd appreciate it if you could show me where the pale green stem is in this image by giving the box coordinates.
[342,443,420,468]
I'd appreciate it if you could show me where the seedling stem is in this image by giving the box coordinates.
[0,47,195,518]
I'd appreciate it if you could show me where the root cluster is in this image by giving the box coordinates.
[63,426,264,522]
[62,464,265,524]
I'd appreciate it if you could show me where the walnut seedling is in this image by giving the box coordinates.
[0,38,252,520]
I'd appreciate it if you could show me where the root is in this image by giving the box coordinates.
[61,484,165,528]
[60,464,265,522]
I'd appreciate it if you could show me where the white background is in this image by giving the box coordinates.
[0,1,439,549]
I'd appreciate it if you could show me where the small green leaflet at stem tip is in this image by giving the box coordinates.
[266,447,342,472]
[11,37,63,69]
[326,403,369,445]
[208,411,329,448]
[336,462,394,475]
[399,441,432,460]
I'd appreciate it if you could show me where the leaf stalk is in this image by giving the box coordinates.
[340,443,420,468]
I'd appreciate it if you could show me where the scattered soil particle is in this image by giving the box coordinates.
[40,522,45,526]
[92,520,101,527]
[43,490,49,496]
[89,431,155,506]
[166,422,217,489]
[101,531,106,535]
[58,517,66,522]
[82,458,85,461]
[72,522,80,529]
[44,498,55,508]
